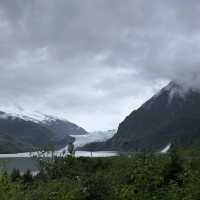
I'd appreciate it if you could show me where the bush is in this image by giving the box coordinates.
[0,152,200,199]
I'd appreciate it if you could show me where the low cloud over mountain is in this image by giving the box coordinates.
[0,0,200,130]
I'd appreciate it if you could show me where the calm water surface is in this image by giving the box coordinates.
[0,133,117,172]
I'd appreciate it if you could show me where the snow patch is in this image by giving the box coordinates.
[0,106,70,124]
[161,144,171,153]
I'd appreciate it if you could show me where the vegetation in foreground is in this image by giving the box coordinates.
[0,147,200,199]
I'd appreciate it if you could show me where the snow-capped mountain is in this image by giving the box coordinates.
[141,81,195,109]
[41,115,87,139]
[0,109,87,136]
[0,109,86,153]
[82,81,200,152]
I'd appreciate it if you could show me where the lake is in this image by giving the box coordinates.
[0,151,117,174]
[0,133,117,173]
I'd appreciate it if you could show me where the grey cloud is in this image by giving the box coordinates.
[0,0,199,130]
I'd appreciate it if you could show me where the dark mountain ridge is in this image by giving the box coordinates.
[0,112,86,153]
[82,81,200,152]
[41,116,87,139]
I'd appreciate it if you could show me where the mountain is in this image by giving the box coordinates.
[82,81,200,152]
[41,115,87,138]
[0,111,55,153]
[0,111,86,153]
[0,133,35,153]
[40,115,87,149]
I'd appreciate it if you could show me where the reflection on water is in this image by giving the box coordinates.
[75,151,117,157]
[0,150,118,158]
[0,151,118,175]
[0,157,38,174]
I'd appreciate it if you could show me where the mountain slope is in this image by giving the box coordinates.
[82,81,200,152]
[0,112,83,153]
[0,133,35,153]
[40,116,87,149]
[41,116,87,138]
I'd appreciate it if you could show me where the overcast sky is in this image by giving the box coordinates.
[0,0,200,131]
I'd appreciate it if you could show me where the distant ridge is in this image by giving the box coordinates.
[0,110,87,153]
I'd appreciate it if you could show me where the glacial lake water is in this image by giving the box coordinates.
[0,151,118,174]
[0,133,117,173]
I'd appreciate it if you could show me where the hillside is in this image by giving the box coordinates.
[82,81,200,152]
[41,116,87,138]
[0,112,87,153]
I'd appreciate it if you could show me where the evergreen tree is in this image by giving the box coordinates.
[11,168,20,182]
[68,142,75,156]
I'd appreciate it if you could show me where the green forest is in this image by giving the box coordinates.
[0,148,200,200]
